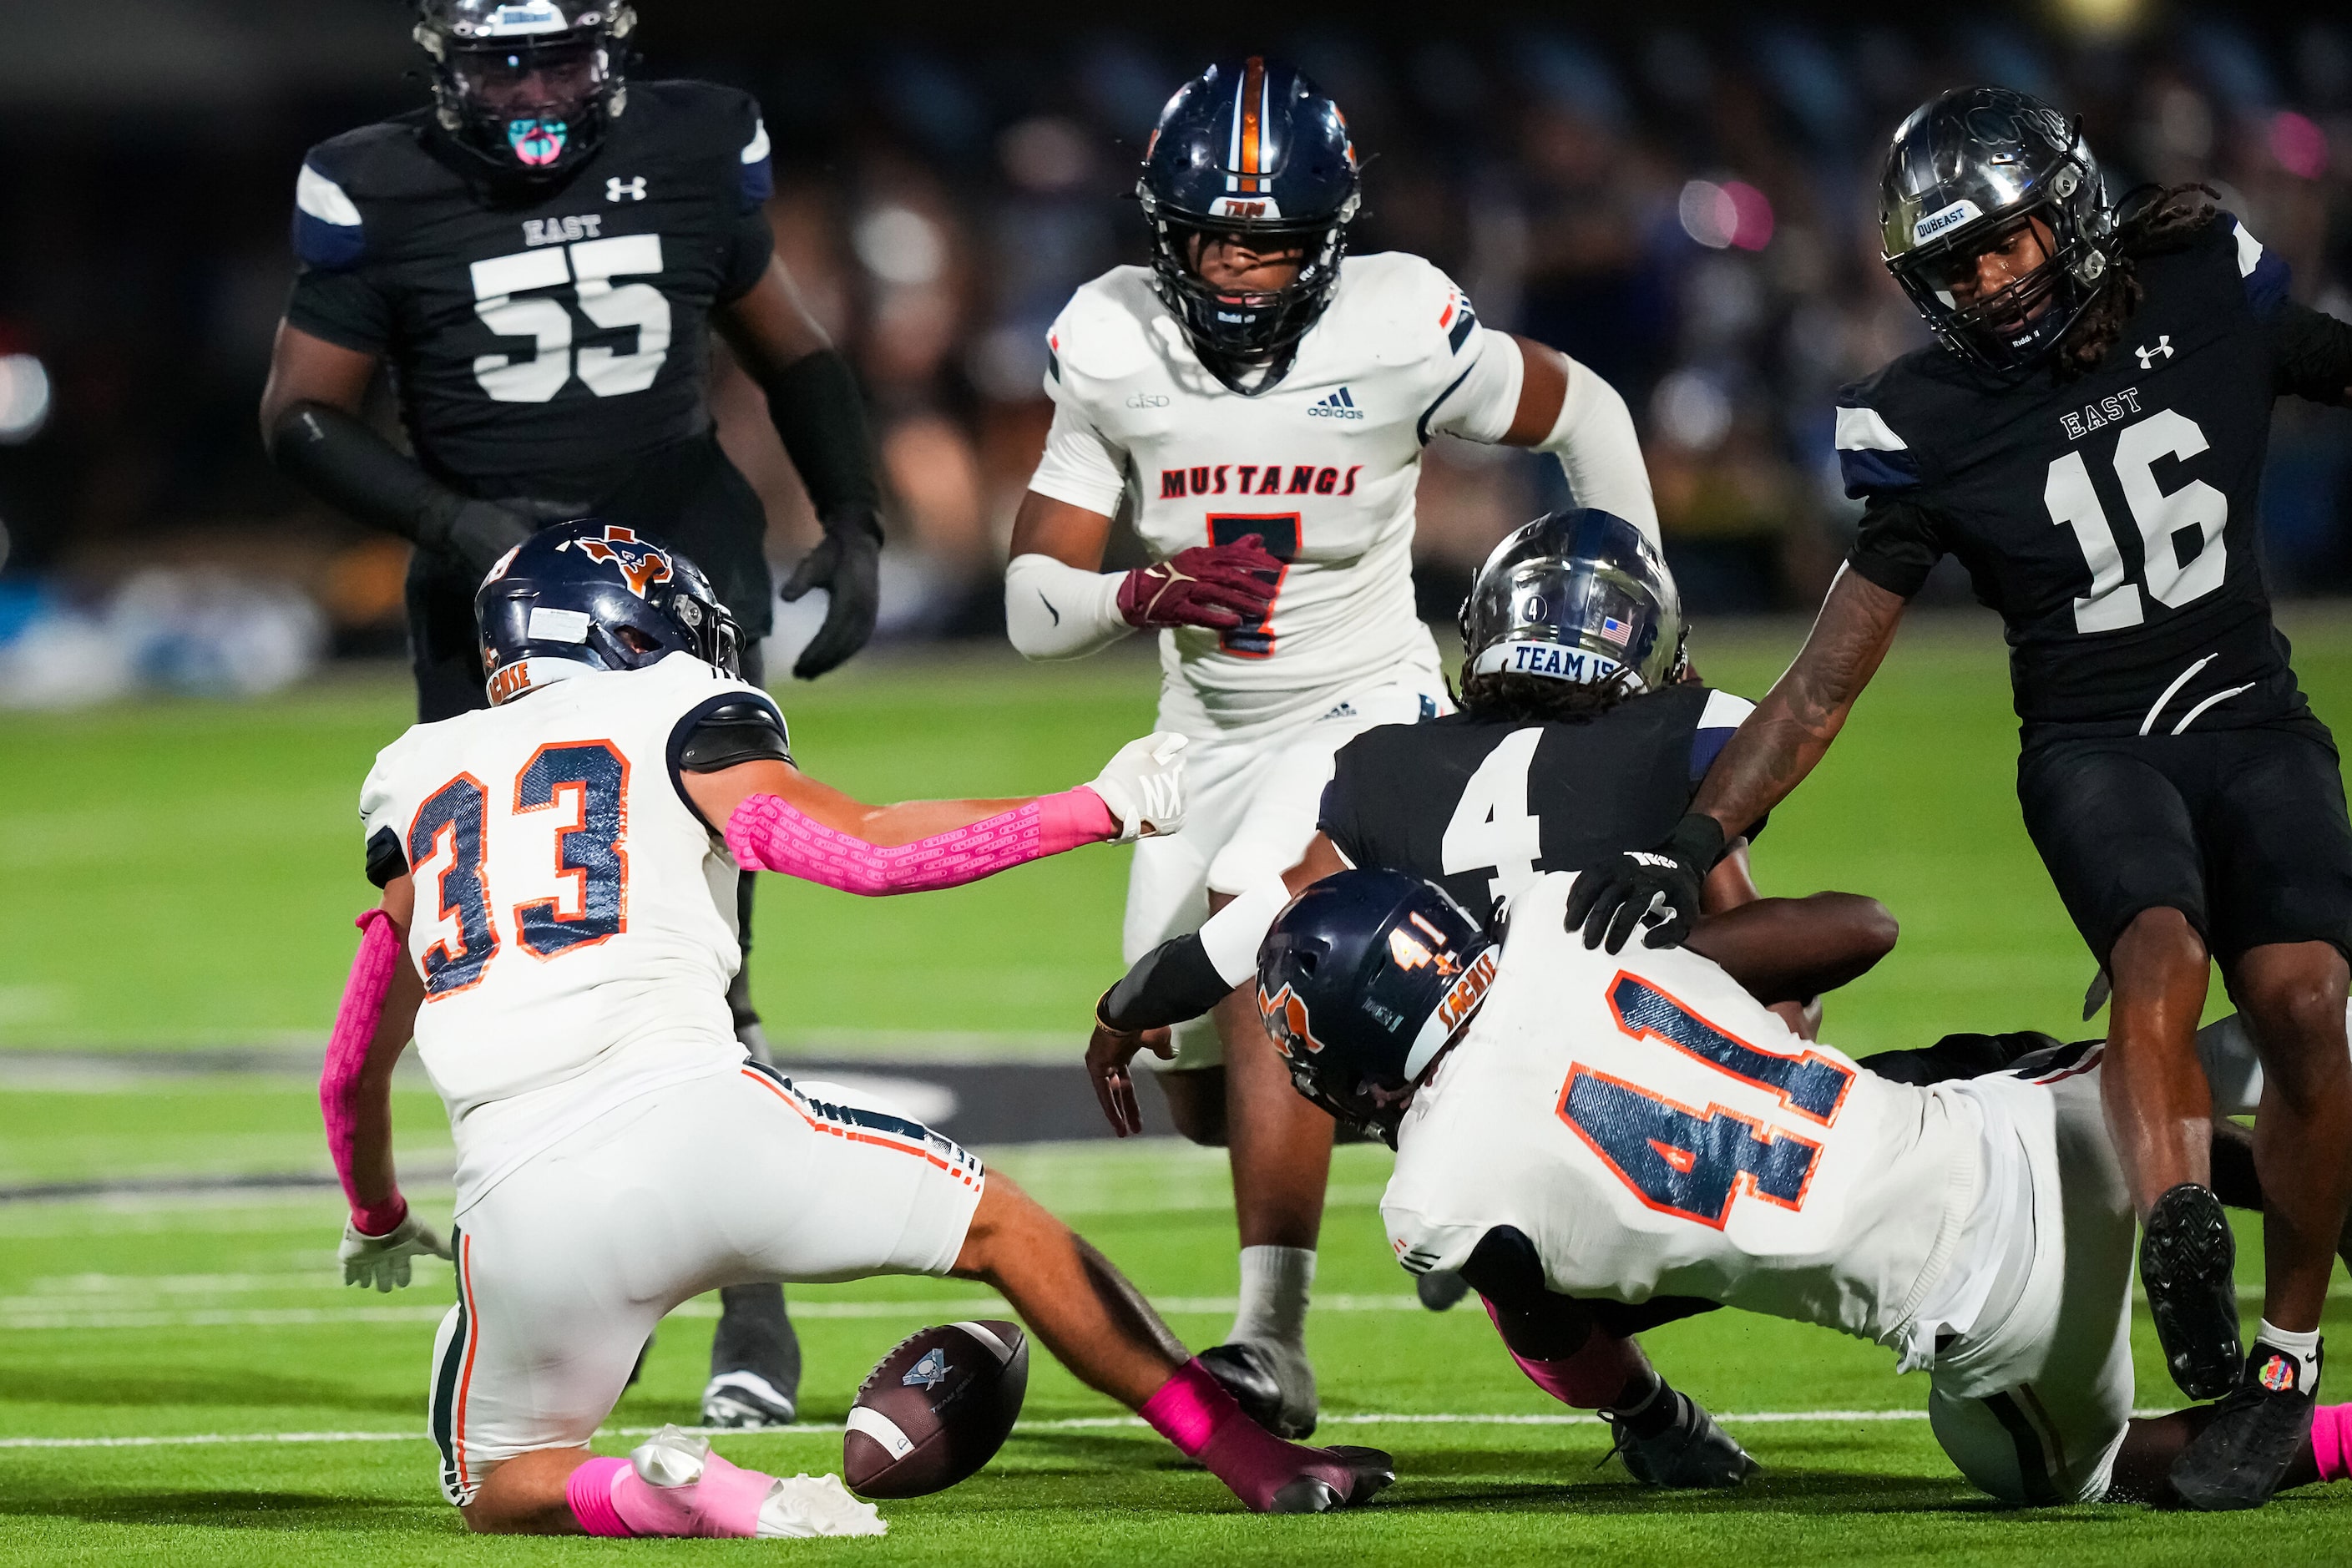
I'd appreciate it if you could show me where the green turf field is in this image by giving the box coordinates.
[7,611,2352,1564]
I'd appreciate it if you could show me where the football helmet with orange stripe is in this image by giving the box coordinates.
[1137,58,1360,393]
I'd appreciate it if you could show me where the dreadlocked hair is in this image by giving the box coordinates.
[2056,184,2219,380]
[1458,669,1641,724]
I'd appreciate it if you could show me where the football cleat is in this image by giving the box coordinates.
[2140,1183,2243,1400]
[1268,1445,1394,1514]
[1606,1390,1758,1488]
[701,1370,797,1430]
[2172,1338,2323,1511]
[1416,1268,1471,1312]
[1199,1340,1318,1440]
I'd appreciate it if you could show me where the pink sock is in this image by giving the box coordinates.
[568,1449,777,1538]
[566,1457,632,1536]
[2314,1404,2352,1483]
[1139,1358,1357,1513]
[1481,1295,1642,1409]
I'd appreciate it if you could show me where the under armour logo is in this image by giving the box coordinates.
[2135,335,2174,369]
[1627,852,1678,870]
[607,176,647,202]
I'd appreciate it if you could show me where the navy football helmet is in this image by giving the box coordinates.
[1460,508,1687,695]
[414,0,635,181]
[475,519,741,705]
[1137,58,1361,393]
[1257,870,1498,1147]
[1879,86,2117,373]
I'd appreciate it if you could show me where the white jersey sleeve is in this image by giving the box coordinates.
[1027,391,1129,518]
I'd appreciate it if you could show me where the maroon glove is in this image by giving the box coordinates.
[1117,539,1282,631]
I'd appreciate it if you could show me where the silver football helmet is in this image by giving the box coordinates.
[1879,85,2117,372]
[1459,508,1685,696]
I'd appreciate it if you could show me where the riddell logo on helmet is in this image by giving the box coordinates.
[564,525,674,598]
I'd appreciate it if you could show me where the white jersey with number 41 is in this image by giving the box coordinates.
[1030,253,1581,732]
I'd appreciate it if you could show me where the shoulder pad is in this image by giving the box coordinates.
[365,825,408,889]
[1690,689,1755,781]
[674,694,792,774]
[1047,270,1161,390]
[1833,372,1923,499]
[2222,212,2292,319]
[1330,252,1472,357]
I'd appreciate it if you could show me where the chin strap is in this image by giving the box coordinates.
[322,909,407,1237]
[724,788,1115,896]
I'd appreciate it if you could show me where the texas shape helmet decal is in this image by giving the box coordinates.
[563,524,674,598]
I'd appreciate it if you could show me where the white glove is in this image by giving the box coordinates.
[1086,732,1188,843]
[341,1212,452,1292]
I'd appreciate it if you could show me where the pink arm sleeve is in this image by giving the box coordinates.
[723,787,1116,895]
[322,908,407,1237]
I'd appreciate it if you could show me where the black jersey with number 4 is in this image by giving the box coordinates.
[1318,685,1756,916]
[286,81,774,503]
[1839,212,2352,742]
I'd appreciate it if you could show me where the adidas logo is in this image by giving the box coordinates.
[1320,701,1358,720]
[1308,387,1365,420]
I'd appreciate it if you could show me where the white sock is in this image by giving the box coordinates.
[2258,1318,2323,1360]
[1228,1244,1316,1349]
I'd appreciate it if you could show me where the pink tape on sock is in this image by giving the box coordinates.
[725,788,1115,896]
[2314,1404,2352,1484]
[565,1456,633,1537]
[605,1449,776,1538]
[1140,1358,1359,1514]
[322,908,403,1232]
[1481,1294,1636,1409]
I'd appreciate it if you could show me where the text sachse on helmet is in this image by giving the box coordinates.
[1137,57,1361,394]
[475,518,741,704]
[1459,508,1687,698]
[1256,870,1497,1147]
[1879,86,2117,374]
[414,0,636,182]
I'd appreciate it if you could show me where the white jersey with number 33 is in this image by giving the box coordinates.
[1383,873,1985,1365]
[359,654,772,1206]
[1031,254,1537,731]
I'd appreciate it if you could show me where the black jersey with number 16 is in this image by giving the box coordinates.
[286,81,775,505]
[1318,685,1756,917]
[1838,212,2352,742]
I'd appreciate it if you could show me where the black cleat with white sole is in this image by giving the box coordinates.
[1606,1389,1758,1488]
[2172,1339,2322,1512]
[2140,1183,2242,1401]
[701,1282,802,1429]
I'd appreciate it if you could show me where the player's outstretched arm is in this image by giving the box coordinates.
[685,733,1186,898]
[260,322,534,581]
[321,876,449,1291]
[1004,491,1282,660]
[1565,568,1909,953]
[716,260,886,681]
[1682,891,1899,1006]
[953,1176,1391,1513]
[1086,835,1348,1135]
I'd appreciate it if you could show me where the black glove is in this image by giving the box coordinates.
[781,511,882,680]
[419,497,536,582]
[1563,812,1727,954]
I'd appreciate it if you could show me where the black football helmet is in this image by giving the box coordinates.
[414,0,635,181]
[1257,870,1498,1148]
[1879,86,2117,373]
[475,518,741,704]
[1137,58,1361,394]
[1460,508,1686,696]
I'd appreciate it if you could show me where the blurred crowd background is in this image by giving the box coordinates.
[0,0,2348,702]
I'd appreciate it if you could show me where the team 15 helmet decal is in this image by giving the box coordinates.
[474,518,741,704]
[1256,869,1495,1147]
[1136,57,1362,395]
[1459,508,1687,695]
[413,0,636,181]
[1878,85,2117,373]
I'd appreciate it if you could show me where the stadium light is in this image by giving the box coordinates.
[0,354,50,444]
[1679,180,1773,251]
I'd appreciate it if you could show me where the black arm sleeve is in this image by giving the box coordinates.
[758,349,883,531]
[2269,297,2352,406]
[365,826,408,890]
[1100,934,1235,1031]
[1844,494,1948,599]
[268,401,473,547]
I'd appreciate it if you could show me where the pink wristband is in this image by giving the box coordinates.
[322,908,403,1228]
[724,787,1115,896]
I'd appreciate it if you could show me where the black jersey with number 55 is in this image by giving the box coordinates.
[1838,212,2352,742]
[1319,685,1756,917]
[286,81,774,504]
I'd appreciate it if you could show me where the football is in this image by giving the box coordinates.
[843,1320,1031,1499]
